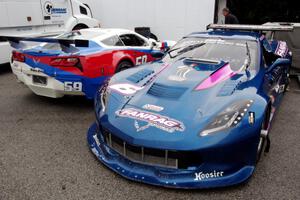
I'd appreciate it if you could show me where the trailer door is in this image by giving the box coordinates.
[1,0,43,28]
[0,2,9,27]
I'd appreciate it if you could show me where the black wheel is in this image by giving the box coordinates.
[284,70,290,93]
[72,24,88,31]
[257,131,266,162]
[256,108,271,162]
[116,61,134,73]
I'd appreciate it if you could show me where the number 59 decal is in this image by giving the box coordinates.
[136,55,148,65]
[64,82,82,92]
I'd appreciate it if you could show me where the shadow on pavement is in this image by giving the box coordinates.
[0,63,12,74]
[22,92,94,109]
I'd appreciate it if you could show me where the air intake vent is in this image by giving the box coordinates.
[101,128,203,169]
[127,69,154,83]
[218,80,241,96]
[147,83,187,99]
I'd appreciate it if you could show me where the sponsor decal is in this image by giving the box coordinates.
[142,104,164,112]
[259,35,265,41]
[274,84,285,94]
[30,68,44,73]
[33,58,41,65]
[44,2,53,15]
[109,83,143,96]
[44,2,67,15]
[194,171,224,181]
[275,41,288,57]
[51,8,67,14]
[116,108,185,133]
[168,66,192,82]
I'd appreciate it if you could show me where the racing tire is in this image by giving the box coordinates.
[116,61,134,73]
[284,70,290,93]
[256,107,271,162]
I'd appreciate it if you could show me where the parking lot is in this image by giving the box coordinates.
[0,64,299,200]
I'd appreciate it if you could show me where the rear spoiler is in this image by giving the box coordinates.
[0,36,90,53]
[207,24,294,32]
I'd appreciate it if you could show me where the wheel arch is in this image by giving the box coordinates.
[115,57,135,73]
[72,23,89,31]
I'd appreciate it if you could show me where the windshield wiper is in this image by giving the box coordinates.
[182,57,220,64]
[244,42,251,70]
[177,43,206,54]
[168,43,206,58]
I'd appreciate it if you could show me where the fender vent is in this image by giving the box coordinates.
[147,83,187,99]
[127,69,154,83]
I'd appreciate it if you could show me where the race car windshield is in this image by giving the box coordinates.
[164,38,258,71]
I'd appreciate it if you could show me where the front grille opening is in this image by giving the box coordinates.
[102,128,202,169]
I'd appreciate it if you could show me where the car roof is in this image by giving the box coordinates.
[186,30,261,41]
[79,28,140,41]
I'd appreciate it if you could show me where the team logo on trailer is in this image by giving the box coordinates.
[44,2,53,15]
[44,1,67,15]
[116,108,185,133]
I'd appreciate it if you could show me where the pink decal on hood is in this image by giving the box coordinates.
[195,64,237,90]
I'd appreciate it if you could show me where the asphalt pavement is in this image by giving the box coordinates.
[0,64,299,200]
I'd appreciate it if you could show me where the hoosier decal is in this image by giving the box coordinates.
[116,108,185,133]
[194,171,224,181]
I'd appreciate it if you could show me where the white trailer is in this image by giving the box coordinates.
[0,0,100,65]
[81,0,225,41]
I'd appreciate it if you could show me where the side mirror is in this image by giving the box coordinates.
[151,51,165,59]
[266,58,291,73]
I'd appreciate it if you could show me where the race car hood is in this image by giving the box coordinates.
[101,60,263,150]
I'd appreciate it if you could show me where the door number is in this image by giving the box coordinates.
[136,55,148,65]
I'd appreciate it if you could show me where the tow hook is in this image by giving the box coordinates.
[261,130,271,153]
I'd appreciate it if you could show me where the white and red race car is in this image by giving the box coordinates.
[2,28,174,99]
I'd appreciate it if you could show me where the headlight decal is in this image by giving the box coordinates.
[100,85,108,113]
[248,112,255,125]
[95,79,110,116]
[200,100,254,136]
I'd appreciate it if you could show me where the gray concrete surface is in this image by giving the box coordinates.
[0,64,299,200]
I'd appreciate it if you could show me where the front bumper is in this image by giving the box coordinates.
[87,123,255,189]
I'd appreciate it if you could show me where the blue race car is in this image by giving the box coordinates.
[87,24,293,189]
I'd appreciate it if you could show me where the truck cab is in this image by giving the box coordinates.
[0,0,100,65]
